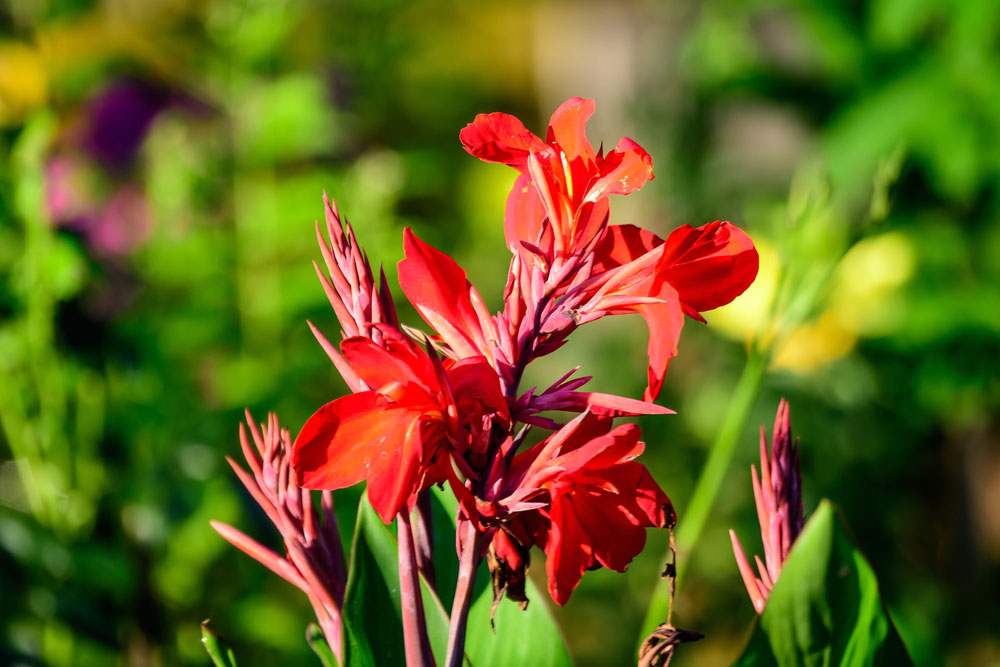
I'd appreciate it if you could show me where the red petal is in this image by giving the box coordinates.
[366,413,427,523]
[593,223,663,273]
[340,331,435,393]
[446,356,509,418]
[545,97,597,167]
[504,172,548,255]
[398,229,493,360]
[572,486,646,572]
[459,112,547,170]
[634,298,685,402]
[588,137,654,201]
[565,391,674,417]
[630,464,675,528]
[655,221,759,314]
[291,391,423,493]
[545,494,592,605]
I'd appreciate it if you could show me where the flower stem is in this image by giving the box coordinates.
[397,510,435,667]
[414,490,436,588]
[639,345,768,640]
[445,519,483,667]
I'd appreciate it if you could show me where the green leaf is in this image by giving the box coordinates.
[341,492,450,667]
[201,621,238,667]
[464,571,572,667]
[306,623,339,667]
[431,487,573,667]
[733,500,912,667]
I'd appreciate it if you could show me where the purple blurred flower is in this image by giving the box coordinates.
[81,78,175,172]
[44,77,197,257]
[730,399,804,613]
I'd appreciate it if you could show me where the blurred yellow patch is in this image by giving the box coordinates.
[0,42,48,125]
[707,232,915,372]
[705,238,780,340]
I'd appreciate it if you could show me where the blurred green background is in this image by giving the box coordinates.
[2,0,999,665]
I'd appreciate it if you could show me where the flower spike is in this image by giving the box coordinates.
[730,399,804,613]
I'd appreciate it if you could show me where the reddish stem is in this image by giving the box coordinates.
[398,509,435,667]
[445,518,484,667]
[414,490,436,589]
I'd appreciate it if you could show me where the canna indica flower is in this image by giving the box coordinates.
[464,98,758,401]
[292,326,508,523]
[461,96,653,261]
[491,412,674,605]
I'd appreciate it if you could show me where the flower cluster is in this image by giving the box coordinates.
[292,97,758,609]
[216,97,758,666]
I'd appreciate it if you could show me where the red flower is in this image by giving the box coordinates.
[291,326,507,523]
[461,97,653,259]
[497,413,674,605]
[577,220,759,400]
[462,99,758,402]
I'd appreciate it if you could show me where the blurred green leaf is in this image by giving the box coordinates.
[201,621,238,667]
[733,501,912,667]
[234,74,339,165]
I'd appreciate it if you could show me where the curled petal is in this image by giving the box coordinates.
[460,112,547,169]
[655,220,759,316]
[588,138,654,201]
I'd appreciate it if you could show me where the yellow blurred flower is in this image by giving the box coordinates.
[0,42,48,125]
[706,232,915,372]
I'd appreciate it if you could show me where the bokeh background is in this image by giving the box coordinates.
[2,0,999,665]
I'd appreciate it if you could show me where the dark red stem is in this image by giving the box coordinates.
[397,509,435,667]
[445,518,484,667]
[414,490,436,588]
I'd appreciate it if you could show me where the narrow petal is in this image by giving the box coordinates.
[563,391,675,417]
[504,172,549,255]
[545,97,597,167]
[460,112,547,169]
[398,228,494,360]
[634,298,685,401]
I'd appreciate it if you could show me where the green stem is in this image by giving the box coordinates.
[640,345,768,639]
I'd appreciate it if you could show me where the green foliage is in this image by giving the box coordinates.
[343,490,572,667]
[734,501,911,667]
[341,493,449,667]
[433,487,574,667]
[306,624,338,667]
[201,622,238,667]
[2,0,999,664]
[464,570,573,667]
